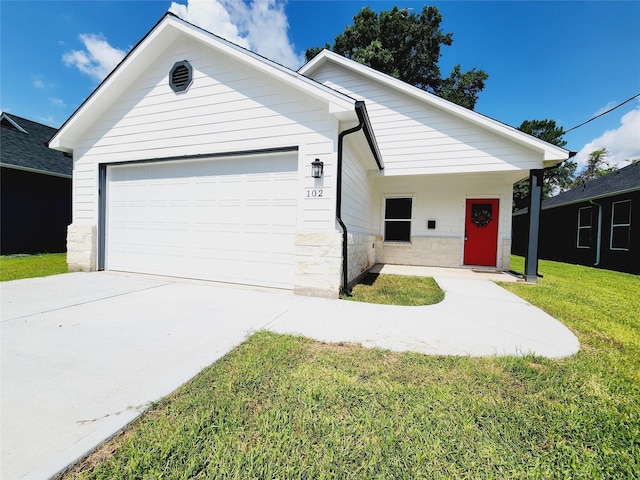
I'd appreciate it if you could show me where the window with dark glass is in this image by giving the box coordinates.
[610,200,631,250]
[384,197,412,242]
[577,206,592,248]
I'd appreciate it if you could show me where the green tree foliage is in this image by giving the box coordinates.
[305,6,488,110]
[512,119,575,211]
[571,148,617,187]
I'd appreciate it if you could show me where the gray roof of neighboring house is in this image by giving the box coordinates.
[541,161,640,209]
[513,161,640,216]
[1,113,71,177]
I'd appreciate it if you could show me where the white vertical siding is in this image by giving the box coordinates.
[72,37,338,229]
[308,63,540,175]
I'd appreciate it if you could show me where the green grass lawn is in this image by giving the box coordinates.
[61,258,639,479]
[0,253,68,281]
[344,272,445,305]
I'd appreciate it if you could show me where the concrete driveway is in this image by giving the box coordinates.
[1,272,307,480]
[1,270,579,480]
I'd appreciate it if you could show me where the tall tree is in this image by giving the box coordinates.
[512,119,575,211]
[305,6,488,110]
[572,148,617,187]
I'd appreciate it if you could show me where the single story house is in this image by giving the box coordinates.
[513,161,639,274]
[49,13,569,297]
[1,112,72,254]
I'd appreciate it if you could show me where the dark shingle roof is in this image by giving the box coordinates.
[1,113,72,177]
[542,161,640,209]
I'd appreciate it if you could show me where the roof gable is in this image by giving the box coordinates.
[49,14,359,153]
[542,162,640,209]
[300,50,569,165]
[0,113,71,177]
[1,113,28,133]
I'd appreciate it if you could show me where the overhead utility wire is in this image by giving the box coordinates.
[562,93,640,134]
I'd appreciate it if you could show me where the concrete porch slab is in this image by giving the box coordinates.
[369,263,521,283]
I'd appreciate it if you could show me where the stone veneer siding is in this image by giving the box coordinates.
[294,231,343,298]
[501,238,511,271]
[66,224,96,272]
[346,233,376,286]
[374,236,463,268]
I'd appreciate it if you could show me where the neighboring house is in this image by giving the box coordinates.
[1,112,72,254]
[513,162,639,274]
[49,13,569,297]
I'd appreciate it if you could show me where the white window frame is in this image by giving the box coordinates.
[577,206,592,249]
[383,196,413,243]
[610,200,631,251]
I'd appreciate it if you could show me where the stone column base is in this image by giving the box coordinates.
[294,231,342,298]
[66,224,97,272]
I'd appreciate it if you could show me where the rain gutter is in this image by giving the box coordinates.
[336,101,383,295]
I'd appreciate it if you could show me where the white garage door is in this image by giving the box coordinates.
[105,152,298,289]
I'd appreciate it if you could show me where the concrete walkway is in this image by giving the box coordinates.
[1,269,579,480]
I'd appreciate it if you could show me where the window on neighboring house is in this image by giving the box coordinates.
[610,200,631,250]
[577,206,592,248]
[384,197,412,242]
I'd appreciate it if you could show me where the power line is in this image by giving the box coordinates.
[562,93,640,134]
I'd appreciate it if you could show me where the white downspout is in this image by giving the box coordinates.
[589,200,602,266]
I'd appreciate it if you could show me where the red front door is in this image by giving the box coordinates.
[464,198,499,266]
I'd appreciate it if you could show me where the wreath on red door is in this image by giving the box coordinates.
[471,206,492,228]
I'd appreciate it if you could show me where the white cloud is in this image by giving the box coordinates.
[169,0,304,69]
[574,104,640,168]
[49,97,66,108]
[38,115,56,126]
[592,101,617,117]
[170,0,249,49]
[62,34,126,81]
[32,74,53,89]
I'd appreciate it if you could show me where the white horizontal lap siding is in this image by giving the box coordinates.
[341,140,374,234]
[71,159,98,223]
[300,137,337,231]
[373,174,514,238]
[76,42,336,159]
[72,38,339,226]
[106,154,298,288]
[310,63,540,175]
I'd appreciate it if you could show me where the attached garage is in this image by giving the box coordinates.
[102,151,298,289]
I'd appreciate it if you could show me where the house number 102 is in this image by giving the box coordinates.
[306,189,323,198]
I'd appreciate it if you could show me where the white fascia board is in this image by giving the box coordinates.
[50,16,357,153]
[49,17,181,152]
[300,50,570,165]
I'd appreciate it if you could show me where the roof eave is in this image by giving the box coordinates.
[354,101,384,171]
[49,14,176,152]
[50,15,357,153]
[300,50,571,165]
[0,162,72,179]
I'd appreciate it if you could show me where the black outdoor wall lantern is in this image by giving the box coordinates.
[311,158,324,178]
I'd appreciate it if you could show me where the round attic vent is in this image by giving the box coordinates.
[170,60,192,92]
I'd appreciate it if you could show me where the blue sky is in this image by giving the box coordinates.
[1,0,639,168]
